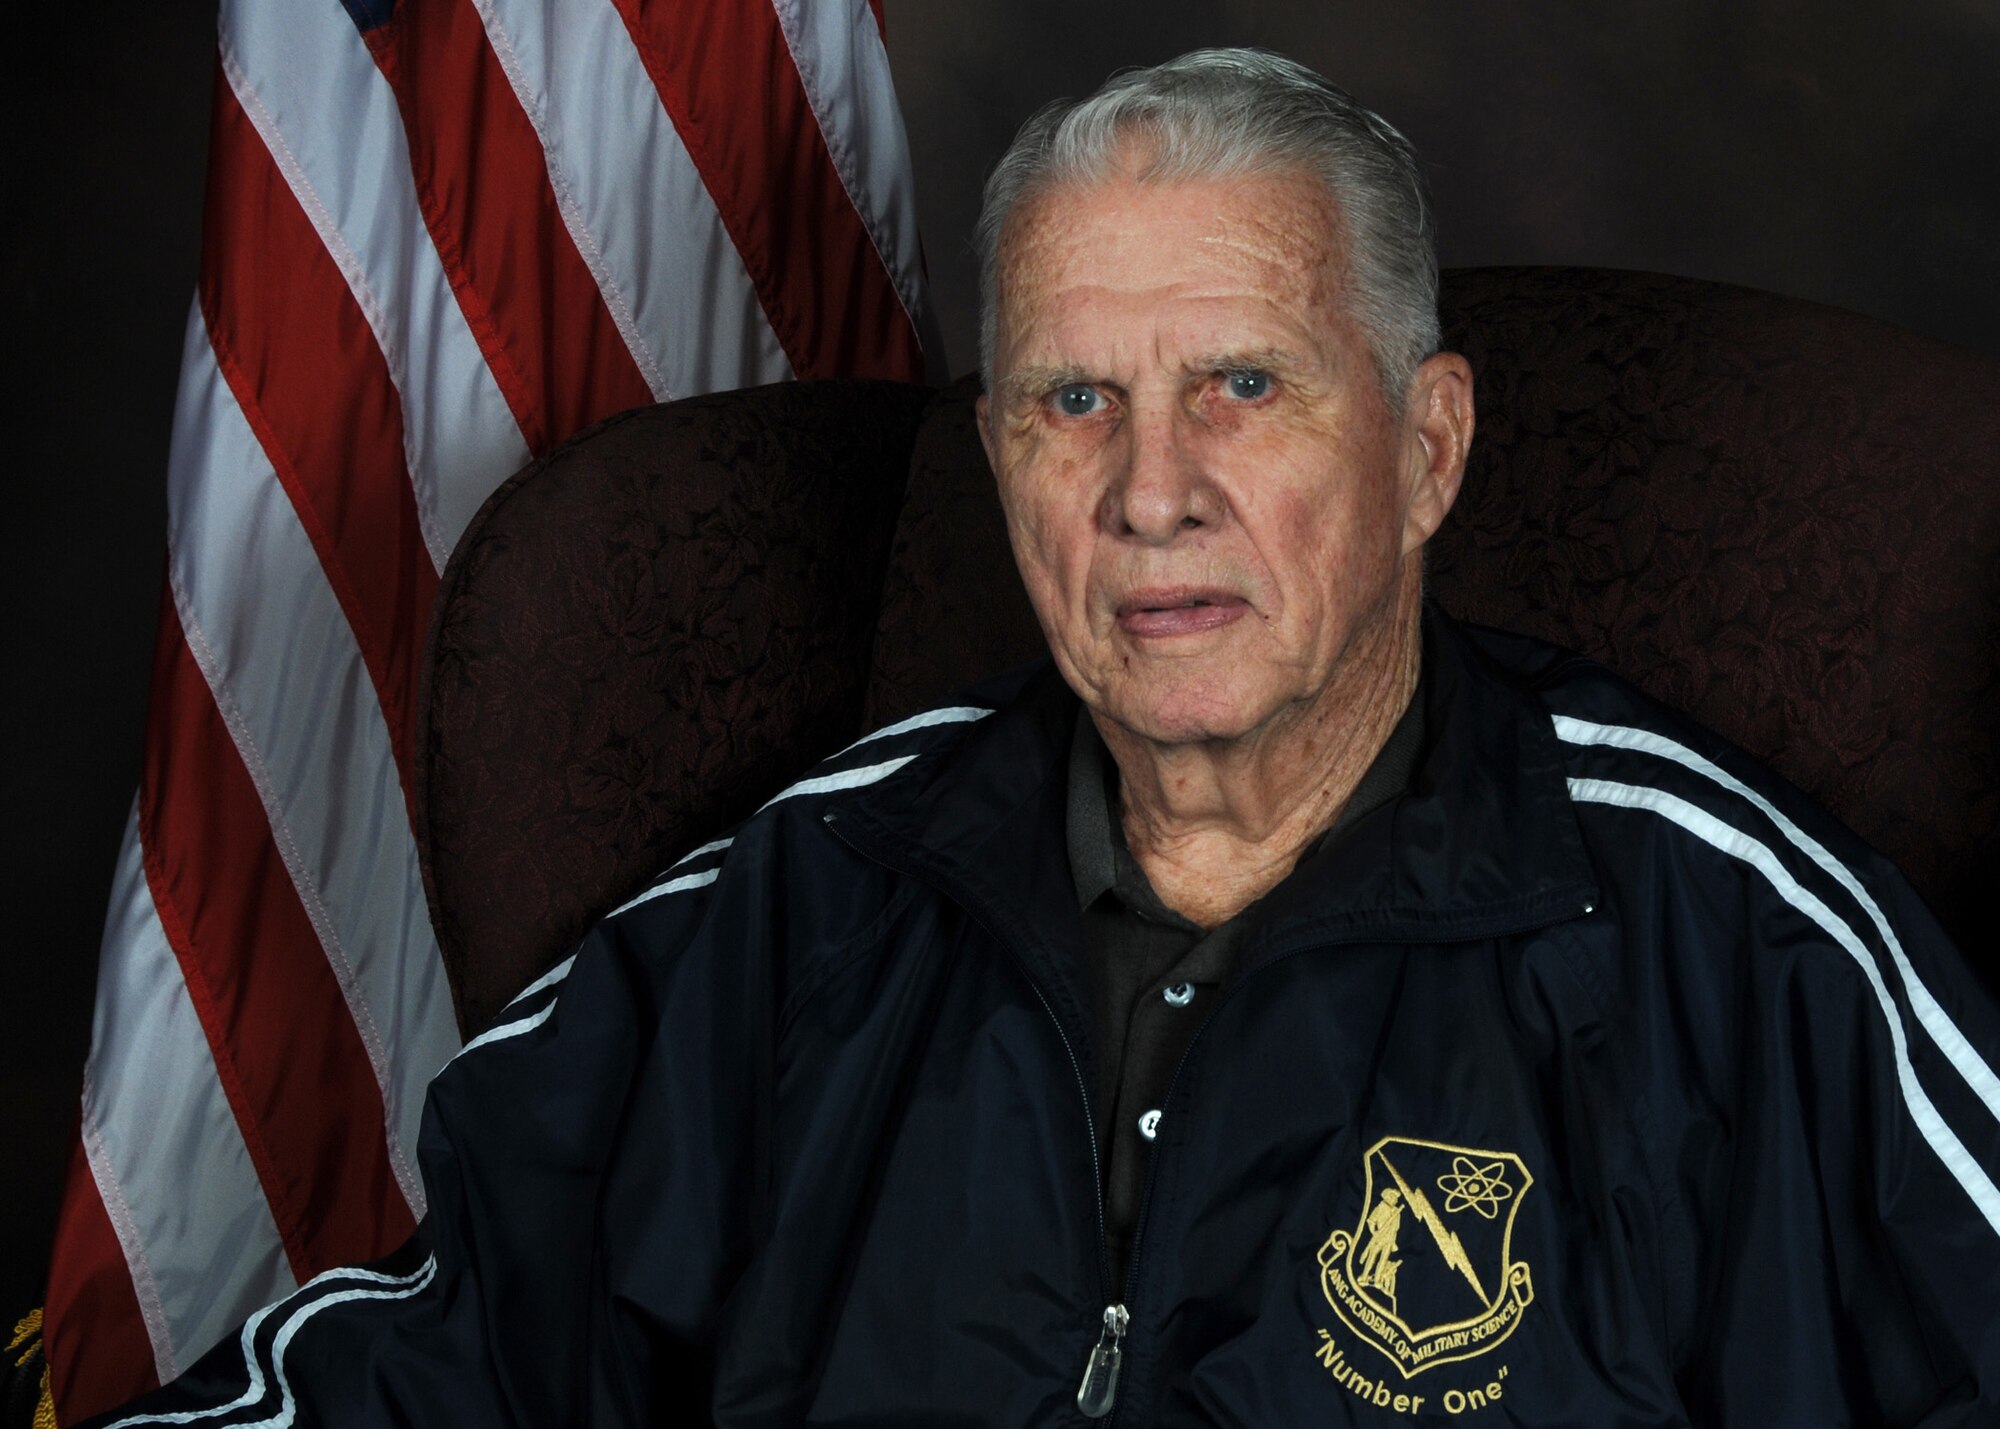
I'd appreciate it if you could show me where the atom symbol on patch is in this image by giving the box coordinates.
[1437,1156,1514,1219]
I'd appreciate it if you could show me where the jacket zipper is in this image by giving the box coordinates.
[1075,1301,1130,1417]
[1001,958,1132,1419]
[822,813,1126,1417]
[1017,976,1115,1306]
[1079,958,1340,1415]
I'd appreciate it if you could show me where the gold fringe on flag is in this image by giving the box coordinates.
[7,1309,57,1429]
[4,1311,39,1367]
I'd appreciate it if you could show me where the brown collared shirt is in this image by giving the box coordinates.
[1066,685,1425,1294]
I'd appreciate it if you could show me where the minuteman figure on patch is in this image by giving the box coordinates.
[1355,1187,1404,1304]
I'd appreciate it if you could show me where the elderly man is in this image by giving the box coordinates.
[86,48,1997,1429]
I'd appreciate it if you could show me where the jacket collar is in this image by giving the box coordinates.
[835,610,1600,1029]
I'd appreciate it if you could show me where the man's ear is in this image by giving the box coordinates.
[975,392,997,474]
[1400,351,1475,556]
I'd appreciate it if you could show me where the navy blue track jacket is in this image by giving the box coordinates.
[85,614,2000,1426]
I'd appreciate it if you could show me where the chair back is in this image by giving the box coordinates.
[417,381,929,1032]
[419,268,2000,1030]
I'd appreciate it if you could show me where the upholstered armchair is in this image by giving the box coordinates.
[415,266,1999,1036]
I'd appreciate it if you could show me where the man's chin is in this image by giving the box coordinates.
[1094,682,1275,750]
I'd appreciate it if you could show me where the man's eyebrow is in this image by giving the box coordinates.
[996,364,1090,405]
[1185,346,1305,375]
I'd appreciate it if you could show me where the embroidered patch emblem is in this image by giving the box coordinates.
[1316,1136,1536,1379]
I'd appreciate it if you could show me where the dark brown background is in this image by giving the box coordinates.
[4,0,1996,1315]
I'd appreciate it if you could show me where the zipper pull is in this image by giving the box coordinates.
[1075,1303,1130,1418]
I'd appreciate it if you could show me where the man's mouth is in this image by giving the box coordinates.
[1115,588,1249,637]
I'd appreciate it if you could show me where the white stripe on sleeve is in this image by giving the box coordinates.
[1568,775,2000,1238]
[451,952,585,1069]
[449,999,566,1066]
[457,835,748,1055]
[1554,714,2000,1130]
[758,754,919,809]
[609,867,722,920]
[500,953,579,1013]
[102,1257,437,1429]
[673,836,736,866]
[608,743,952,921]
[849,705,992,751]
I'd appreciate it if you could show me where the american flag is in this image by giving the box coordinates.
[40,0,935,1417]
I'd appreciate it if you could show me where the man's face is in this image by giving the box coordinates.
[979,165,1465,749]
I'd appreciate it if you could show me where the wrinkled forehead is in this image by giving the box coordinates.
[990,167,1351,364]
[1001,167,1346,270]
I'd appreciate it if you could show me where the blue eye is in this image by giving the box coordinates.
[1225,369,1271,400]
[1055,384,1101,416]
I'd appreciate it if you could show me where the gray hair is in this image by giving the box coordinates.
[975,48,1439,410]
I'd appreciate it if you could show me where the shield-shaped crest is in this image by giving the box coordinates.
[1316,1135,1536,1378]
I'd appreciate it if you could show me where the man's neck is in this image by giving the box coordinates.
[1096,582,1423,930]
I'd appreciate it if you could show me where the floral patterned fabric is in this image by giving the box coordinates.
[417,381,928,1033]
[1427,268,1997,956]
[421,270,1998,1029]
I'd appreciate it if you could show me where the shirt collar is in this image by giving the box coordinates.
[1066,706,1120,911]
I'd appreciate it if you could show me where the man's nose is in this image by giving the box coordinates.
[1103,404,1219,544]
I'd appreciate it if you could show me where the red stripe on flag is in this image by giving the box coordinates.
[140,593,417,1280]
[201,71,439,781]
[612,0,926,383]
[868,0,886,37]
[364,0,655,455]
[43,1135,161,1424]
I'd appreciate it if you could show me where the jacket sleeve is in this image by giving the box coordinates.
[1667,843,2000,1426]
[74,848,771,1429]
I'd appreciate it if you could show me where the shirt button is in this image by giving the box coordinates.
[1138,1109,1162,1141]
[1162,983,1195,1007]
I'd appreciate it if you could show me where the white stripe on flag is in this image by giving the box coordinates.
[769,0,931,340]
[467,0,668,401]
[60,2,947,1407]
[220,0,533,553]
[85,806,295,1381]
[211,44,443,573]
[1568,776,2000,1239]
[474,0,793,398]
[165,307,460,1209]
